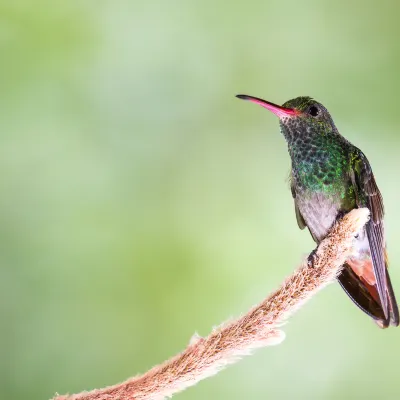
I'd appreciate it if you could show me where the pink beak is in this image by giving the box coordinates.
[236,94,298,118]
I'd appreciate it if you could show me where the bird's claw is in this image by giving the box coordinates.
[307,248,319,268]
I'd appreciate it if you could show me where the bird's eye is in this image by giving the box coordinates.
[308,105,319,117]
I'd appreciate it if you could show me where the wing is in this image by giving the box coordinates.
[349,150,389,318]
[290,175,306,230]
[289,173,322,242]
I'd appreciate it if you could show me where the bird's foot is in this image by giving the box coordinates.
[307,248,319,268]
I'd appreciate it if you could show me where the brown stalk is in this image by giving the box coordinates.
[53,208,369,400]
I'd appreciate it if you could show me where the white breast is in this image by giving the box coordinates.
[296,192,340,242]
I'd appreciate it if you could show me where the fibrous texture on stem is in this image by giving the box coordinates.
[53,208,369,400]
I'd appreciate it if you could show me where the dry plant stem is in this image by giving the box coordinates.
[54,208,370,400]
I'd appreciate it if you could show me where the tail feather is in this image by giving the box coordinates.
[338,261,398,328]
[338,265,388,327]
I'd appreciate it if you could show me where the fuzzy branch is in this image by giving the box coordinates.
[53,208,369,400]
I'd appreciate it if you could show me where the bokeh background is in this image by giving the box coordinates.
[2,1,400,399]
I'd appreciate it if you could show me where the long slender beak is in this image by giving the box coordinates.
[236,94,298,118]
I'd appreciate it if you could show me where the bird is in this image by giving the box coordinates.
[236,94,399,328]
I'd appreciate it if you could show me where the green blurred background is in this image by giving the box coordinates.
[2,1,400,399]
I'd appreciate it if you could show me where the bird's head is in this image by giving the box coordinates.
[236,94,338,141]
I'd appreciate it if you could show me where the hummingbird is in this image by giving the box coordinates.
[237,94,399,328]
